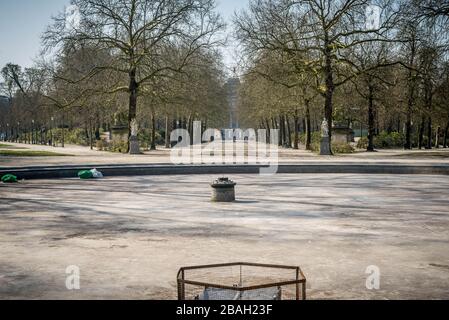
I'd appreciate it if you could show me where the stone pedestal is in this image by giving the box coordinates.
[320,137,332,155]
[129,135,141,155]
[211,178,236,202]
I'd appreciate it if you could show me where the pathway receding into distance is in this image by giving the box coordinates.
[1,142,449,168]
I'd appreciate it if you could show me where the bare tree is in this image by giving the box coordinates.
[415,0,449,20]
[236,0,400,154]
[43,0,224,152]
[1,64,48,143]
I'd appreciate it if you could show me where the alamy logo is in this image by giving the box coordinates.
[365,5,381,30]
[65,5,81,31]
[365,265,381,290]
[66,265,81,290]
[170,121,279,175]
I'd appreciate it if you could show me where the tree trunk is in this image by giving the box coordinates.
[265,118,271,141]
[203,119,208,138]
[95,115,101,141]
[84,124,89,145]
[165,115,170,149]
[424,70,433,150]
[367,85,376,152]
[375,110,380,135]
[285,115,292,148]
[404,38,416,150]
[293,109,299,150]
[61,113,65,148]
[187,115,193,145]
[443,121,449,148]
[280,115,286,147]
[128,68,139,153]
[89,118,93,150]
[324,38,334,155]
[277,116,282,146]
[150,109,156,151]
[305,100,312,151]
[95,127,100,141]
[435,127,440,148]
[426,115,432,149]
[418,116,425,149]
[270,118,277,145]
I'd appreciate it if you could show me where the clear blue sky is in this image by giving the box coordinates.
[0,0,248,69]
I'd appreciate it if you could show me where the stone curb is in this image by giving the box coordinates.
[1,163,449,180]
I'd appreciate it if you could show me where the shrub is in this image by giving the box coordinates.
[357,137,368,149]
[356,132,404,149]
[138,129,164,149]
[53,128,89,146]
[96,140,108,151]
[299,132,321,152]
[332,142,355,154]
[109,141,128,153]
[374,131,404,148]
[65,128,89,146]
[299,132,320,145]
[298,132,354,154]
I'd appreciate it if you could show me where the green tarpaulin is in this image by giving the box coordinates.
[1,174,18,183]
[78,170,94,179]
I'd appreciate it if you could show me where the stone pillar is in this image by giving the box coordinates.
[129,135,141,155]
[320,137,331,155]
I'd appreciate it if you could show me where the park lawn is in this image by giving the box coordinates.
[0,150,71,157]
[394,151,449,159]
[0,144,28,150]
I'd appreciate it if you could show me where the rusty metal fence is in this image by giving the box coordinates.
[177,262,306,300]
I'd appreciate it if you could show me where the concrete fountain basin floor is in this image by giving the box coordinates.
[0,174,448,299]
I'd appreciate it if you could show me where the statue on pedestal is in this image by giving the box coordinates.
[320,118,332,155]
[129,119,141,155]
